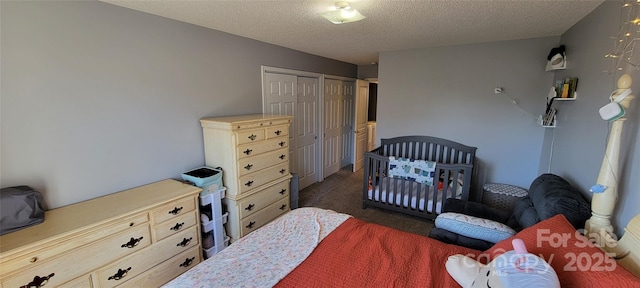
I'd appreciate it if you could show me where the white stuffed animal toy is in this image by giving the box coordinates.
[446,238,560,288]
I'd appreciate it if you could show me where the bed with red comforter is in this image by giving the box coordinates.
[164,207,640,287]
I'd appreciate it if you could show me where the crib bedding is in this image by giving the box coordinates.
[367,176,460,213]
[367,188,441,213]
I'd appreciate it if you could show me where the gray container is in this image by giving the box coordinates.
[290,173,299,209]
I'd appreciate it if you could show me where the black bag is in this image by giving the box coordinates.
[1,186,45,235]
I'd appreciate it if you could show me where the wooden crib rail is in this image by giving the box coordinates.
[379,135,476,165]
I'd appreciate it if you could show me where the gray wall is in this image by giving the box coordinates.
[357,64,379,79]
[539,1,640,233]
[1,1,356,209]
[377,1,639,234]
[377,38,558,190]
[3,1,637,234]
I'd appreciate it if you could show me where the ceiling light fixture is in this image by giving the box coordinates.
[320,1,365,24]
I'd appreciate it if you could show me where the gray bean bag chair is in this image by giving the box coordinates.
[429,173,591,250]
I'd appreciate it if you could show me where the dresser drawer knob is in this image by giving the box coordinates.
[243,149,253,155]
[30,257,38,263]
[245,203,255,211]
[177,237,192,247]
[274,130,282,135]
[246,221,255,229]
[279,154,286,160]
[170,222,185,231]
[245,180,254,187]
[168,207,183,215]
[21,273,54,288]
[279,204,287,210]
[108,267,131,281]
[179,257,196,268]
[121,236,144,248]
[279,188,287,194]
[279,169,287,174]
[248,134,257,141]
[279,141,286,147]
[244,164,253,170]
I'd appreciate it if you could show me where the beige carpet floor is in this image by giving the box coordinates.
[297,165,434,237]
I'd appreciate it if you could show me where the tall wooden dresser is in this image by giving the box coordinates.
[0,179,202,288]
[200,114,292,242]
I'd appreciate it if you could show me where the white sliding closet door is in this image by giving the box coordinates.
[263,72,297,173]
[263,67,356,185]
[323,79,342,178]
[341,82,355,168]
[296,77,319,190]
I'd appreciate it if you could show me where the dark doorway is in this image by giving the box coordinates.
[368,83,377,121]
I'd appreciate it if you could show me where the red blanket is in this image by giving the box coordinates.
[276,217,480,287]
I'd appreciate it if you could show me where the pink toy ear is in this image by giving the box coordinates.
[512,238,528,254]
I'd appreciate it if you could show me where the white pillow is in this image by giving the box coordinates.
[435,212,516,243]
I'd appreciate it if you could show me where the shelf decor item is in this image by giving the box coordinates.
[554,77,579,99]
[541,108,557,127]
[545,45,566,71]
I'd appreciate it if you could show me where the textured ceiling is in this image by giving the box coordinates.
[100,0,605,65]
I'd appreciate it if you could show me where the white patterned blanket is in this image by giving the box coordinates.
[163,207,351,288]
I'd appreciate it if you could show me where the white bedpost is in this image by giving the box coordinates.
[585,73,634,245]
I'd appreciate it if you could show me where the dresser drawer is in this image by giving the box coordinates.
[0,213,149,276]
[152,197,196,224]
[116,246,200,288]
[265,118,292,127]
[94,226,199,288]
[236,129,265,145]
[265,125,289,139]
[241,197,290,236]
[234,120,269,130]
[232,118,290,130]
[154,210,198,240]
[236,180,289,219]
[238,162,289,195]
[237,147,288,176]
[2,224,151,288]
[237,137,288,159]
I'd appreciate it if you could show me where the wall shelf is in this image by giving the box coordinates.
[545,59,566,71]
[540,81,577,128]
[554,92,577,101]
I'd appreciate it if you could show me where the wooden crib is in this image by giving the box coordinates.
[363,135,477,220]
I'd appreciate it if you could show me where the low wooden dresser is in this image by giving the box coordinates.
[0,179,202,288]
[200,114,292,242]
